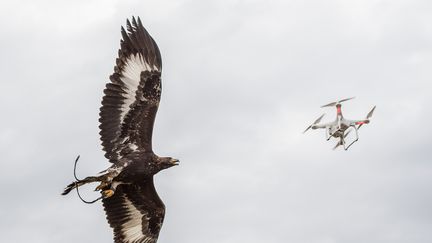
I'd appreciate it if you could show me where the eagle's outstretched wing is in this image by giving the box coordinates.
[103,179,165,243]
[99,17,162,163]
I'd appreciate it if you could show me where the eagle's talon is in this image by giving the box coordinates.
[102,189,115,198]
[95,183,107,191]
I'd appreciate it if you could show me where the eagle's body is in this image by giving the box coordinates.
[62,17,178,243]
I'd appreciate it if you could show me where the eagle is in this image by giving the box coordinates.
[62,17,179,243]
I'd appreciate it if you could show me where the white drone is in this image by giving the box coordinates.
[304,97,376,150]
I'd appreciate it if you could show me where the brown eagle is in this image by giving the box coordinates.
[62,17,179,243]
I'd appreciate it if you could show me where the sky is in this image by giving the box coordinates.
[0,0,431,242]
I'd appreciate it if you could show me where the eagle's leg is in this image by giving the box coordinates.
[93,179,115,198]
[94,182,114,198]
[95,165,125,198]
[95,180,120,198]
[101,181,125,198]
[95,181,110,191]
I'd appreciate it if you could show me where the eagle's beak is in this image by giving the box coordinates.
[170,158,180,166]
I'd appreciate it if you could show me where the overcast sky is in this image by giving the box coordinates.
[0,0,431,242]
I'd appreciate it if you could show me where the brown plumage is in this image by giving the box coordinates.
[62,17,178,243]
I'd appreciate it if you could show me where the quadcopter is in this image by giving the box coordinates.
[303,97,376,150]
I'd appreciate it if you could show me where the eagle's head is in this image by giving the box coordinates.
[158,157,179,170]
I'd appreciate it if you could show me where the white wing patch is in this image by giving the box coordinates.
[119,53,159,122]
[122,196,153,243]
[129,143,139,151]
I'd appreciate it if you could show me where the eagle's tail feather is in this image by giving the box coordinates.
[62,181,76,195]
[61,176,102,195]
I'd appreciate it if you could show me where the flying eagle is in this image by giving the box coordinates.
[62,17,179,243]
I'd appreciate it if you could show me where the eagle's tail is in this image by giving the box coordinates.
[62,181,76,195]
[61,176,101,195]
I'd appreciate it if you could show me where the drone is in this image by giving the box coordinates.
[303,97,376,150]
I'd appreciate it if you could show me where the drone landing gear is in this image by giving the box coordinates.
[343,126,359,150]
[326,128,333,140]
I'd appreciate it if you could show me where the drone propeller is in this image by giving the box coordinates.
[303,113,325,133]
[366,105,376,119]
[358,105,376,129]
[321,97,355,108]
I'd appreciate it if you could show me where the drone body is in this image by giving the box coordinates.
[304,97,376,150]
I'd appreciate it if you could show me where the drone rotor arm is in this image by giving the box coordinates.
[357,122,369,129]
[312,124,330,129]
[316,121,336,129]
[346,119,368,127]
